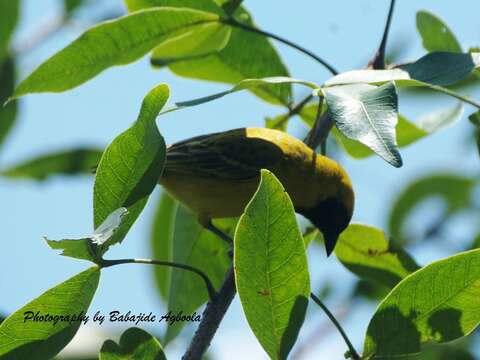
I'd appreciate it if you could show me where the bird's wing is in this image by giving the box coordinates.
[165,129,283,180]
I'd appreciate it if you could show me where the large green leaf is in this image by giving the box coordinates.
[129,1,292,105]
[388,174,476,243]
[165,205,232,343]
[0,267,100,360]
[1,148,103,181]
[235,170,310,360]
[327,104,462,159]
[93,84,168,252]
[0,57,18,151]
[363,249,480,358]
[323,82,402,167]
[150,191,177,301]
[100,327,166,360]
[13,9,224,97]
[416,11,462,53]
[335,224,419,289]
[0,0,19,63]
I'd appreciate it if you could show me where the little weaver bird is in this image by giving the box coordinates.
[159,127,354,255]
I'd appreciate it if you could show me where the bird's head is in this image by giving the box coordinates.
[299,174,354,256]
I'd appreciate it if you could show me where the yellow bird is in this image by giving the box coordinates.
[159,127,354,255]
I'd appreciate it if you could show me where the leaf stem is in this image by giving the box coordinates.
[100,258,216,300]
[304,96,333,150]
[182,265,236,360]
[369,0,396,69]
[223,18,339,75]
[310,293,360,360]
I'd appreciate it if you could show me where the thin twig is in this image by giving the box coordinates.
[100,258,216,300]
[182,265,237,360]
[369,0,396,69]
[223,18,338,75]
[273,94,314,130]
[310,293,360,360]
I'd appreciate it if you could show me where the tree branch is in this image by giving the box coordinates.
[182,265,236,360]
[310,293,359,360]
[223,18,339,75]
[369,0,396,69]
[100,258,216,300]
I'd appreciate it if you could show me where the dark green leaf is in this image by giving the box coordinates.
[130,1,292,105]
[64,0,85,15]
[13,9,224,97]
[363,249,480,358]
[352,279,390,302]
[405,344,475,360]
[469,110,480,127]
[1,148,103,180]
[165,206,232,343]
[222,0,243,15]
[335,224,419,289]
[150,191,177,301]
[0,0,19,63]
[416,11,462,53]
[100,327,166,360]
[235,170,310,360]
[0,57,18,151]
[324,82,402,167]
[0,267,100,360]
[93,84,168,252]
[388,173,476,243]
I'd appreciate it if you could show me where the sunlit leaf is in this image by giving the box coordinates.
[165,206,232,343]
[93,84,168,252]
[335,224,419,288]
[0,267,100,360]
[150,191,177,301]
[416,11,462,53]
[235,170,310,360]
[1,147,103,180]
[388,173,476,243]
[323,82,402,167]
[100,327,166,360]
[363,249,480,358]
[13,9,223,97]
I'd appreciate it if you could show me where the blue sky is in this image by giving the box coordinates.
[1,0,479,358]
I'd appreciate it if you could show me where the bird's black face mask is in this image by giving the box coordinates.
[298,197,352,256]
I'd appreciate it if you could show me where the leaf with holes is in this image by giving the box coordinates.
[235,169,310,360]
[363,249,480,358]
[93,84,168,253]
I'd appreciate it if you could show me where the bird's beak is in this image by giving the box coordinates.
[324,232,339,257]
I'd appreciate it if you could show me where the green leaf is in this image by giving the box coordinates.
[335,224,419,289]
[100,327,166,360]
[326,52,480,88]
[13,9,223,97]
[363,249,480,358]
[132,1,292,105]
[0,57,18,151]
[416,11,462,53]
[165,206,232,343]
[323,82,402,167]
[1,147,103,180]
[150,191,177,301]
[331,103,462,160]
[388,173,476,243]
[0,0,19,63]
[150,21,231,62]
[164,76,316,114]
[125,0,224,15]
[222,0,243,15]
[0,267,100,360]
[93,84,168,252]
[46,208,128,262]
[235,169,310,360]
[64,0,85,15]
